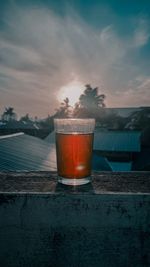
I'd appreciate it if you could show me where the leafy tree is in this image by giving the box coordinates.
[73,84,106,119]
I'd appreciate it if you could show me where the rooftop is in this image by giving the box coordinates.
[94,131,141,152]
[0,133,56,171]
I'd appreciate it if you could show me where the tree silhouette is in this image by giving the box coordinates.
[20,113,31,122]
[79,84,105,109]
[2,107,17,121]
[127,107,150,130]
[55,97,72,118]
[73,84,106,119]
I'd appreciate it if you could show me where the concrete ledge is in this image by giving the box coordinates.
[0,171,150,194]
[0,172,150,267]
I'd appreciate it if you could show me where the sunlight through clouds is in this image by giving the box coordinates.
[57,80,84,107]
[0,1,150,117]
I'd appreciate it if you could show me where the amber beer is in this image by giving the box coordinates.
[56,133,93,179]
[54,119,95,185]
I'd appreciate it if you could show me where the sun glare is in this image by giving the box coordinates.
[58,80,84,106]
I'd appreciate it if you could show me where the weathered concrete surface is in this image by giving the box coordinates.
[0,172,150,267]
[0,171,150,193]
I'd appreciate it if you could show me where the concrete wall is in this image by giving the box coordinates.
[0,172,150,267]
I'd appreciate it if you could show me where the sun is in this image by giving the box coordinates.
[57,80,84,106]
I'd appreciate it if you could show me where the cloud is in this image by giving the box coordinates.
[107,75,150,107]
[0,2,150,117]
[133,19,150,47]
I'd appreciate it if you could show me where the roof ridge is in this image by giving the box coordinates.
[0,132,24,140]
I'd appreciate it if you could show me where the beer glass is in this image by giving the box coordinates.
[54,118,95,185]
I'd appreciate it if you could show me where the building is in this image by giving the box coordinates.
[94,131,141,171]
[0,129,142,172]
[0,120,50,139]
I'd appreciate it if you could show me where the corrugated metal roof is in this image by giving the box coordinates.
[0,133,56,171]
[94,131,141,152]
[45,131,55,143]
[0,131,141,172]
[108,161,132,171]
[0,132,113,172]
[92,153,112,171]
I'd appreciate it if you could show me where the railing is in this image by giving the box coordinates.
[0,171,150,267]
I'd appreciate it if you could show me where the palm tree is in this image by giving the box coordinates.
[79,84,105,109]
[73,84,106,119]
[2,107,17,122]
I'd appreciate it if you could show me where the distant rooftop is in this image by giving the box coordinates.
[0,120,40,129]
[106,106,150,117]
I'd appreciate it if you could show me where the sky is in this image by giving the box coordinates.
[0,0,150,118]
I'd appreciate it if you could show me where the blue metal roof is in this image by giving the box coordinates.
[108,161,132,171]
[0,130,141,172]
[0,133,56,171]
[94,131,141,152]
[92,153,112,171]
[45,131,55,143]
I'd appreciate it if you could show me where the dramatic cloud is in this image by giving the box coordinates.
[0,2,150,117]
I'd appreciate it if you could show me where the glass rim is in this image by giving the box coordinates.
[54,118,95,133]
